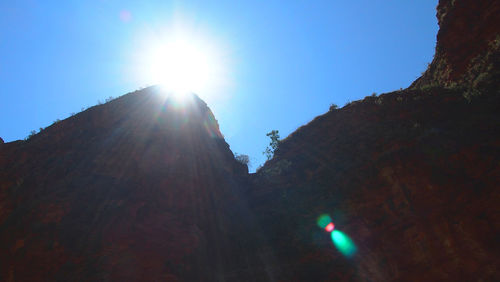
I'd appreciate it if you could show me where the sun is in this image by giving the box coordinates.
[150,38,210,95]
[139,31,225,100]
[131,24,230,102]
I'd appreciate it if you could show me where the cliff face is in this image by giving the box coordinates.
[0,89,269,281]
[411,0,500,92]
[250,88,499,281]
[1,0,499,281]
[250,0,500,280]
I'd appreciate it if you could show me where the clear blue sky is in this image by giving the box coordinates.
[0,0,438,171]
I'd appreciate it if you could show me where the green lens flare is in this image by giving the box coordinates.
[331,230,356,257]
[317,214,332,229]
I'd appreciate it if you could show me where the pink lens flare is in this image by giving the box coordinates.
[325,222,335,232]
[119,10,132,22]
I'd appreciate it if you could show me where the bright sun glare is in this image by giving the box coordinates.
[138,29,226,100]
[150,39,210,94]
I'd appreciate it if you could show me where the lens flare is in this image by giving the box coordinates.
[331,230,356,257]
[119,10,132,22]
[317,214,332,229]
[316,214,357,257]
[325,222,335,232]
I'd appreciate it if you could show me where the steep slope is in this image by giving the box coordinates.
[0,89,270,281]
[250,88,499,280]
[411,0,500,92]
[249,0,500,280]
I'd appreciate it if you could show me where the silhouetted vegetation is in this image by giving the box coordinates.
[234,153,250,167]
[20,92,127,142]
[25,130,37,140]
[256,164,263,172]
[263,130,280,160]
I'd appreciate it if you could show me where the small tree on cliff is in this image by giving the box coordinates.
[234,153,250,167]
[263,130,280,160]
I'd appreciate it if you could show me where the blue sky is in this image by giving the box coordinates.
[0,0,438,171]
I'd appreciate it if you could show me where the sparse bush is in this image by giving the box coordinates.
[25,130,37,140]
[256,164,263,172]
[420,83,437,91]
[261,159,292,176]
[234,153,250,166]
[371,92,377,97]
[263,130,280,161]
[463,88,481,102]
[329,103,338,111]
[105,96,115,103]
[472,72,489,88]
[446,81,459,89]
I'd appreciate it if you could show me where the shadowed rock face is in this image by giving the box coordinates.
[250,87,499,281]
[1,0,499,281]
[0,89,271,281]
[412,0,500,91]
[250,0,500,280]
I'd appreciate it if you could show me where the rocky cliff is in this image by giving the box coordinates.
[1,0,499,281]
[250,0,500,280]
[0,89,270,281]
[250,87,499,280]
[411,0,500,93]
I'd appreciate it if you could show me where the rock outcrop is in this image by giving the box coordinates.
[411,0,500,93]
[0,89,269,281]
[250,87,499,280]
[250,0,500,280]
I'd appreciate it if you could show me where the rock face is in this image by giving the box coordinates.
[249,0,500,280]
[0,89,269,281]
[411,0,500,92]
[250,88,499,280]
[1,0,499,281]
